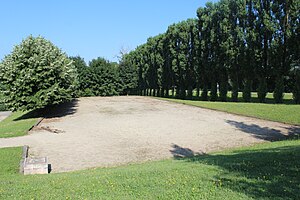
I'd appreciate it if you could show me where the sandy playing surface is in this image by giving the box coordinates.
[0,96,299,173]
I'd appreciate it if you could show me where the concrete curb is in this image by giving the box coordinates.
[19,145,29,174]
[28,117,44,131]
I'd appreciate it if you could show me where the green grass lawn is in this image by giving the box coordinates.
[0,140,299,199]
[0,111,38,138]
[158,98,300,125]
[0,147,22,176]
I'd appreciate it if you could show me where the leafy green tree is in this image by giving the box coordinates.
[119,52,138,95]
[146,37,159,96]
[85,57,122,96]
[161,33,173,97]
[197,6,211,101]
[167,24,182,98]
[70,56,88,96]
[185,19,198,99]
[292,66,300,104]
[127,0,299,105]
[227,0,245,102]
[242,0,256,102]
[289,1,300,103]
[0,36,77,111]
[209,2,220,102]
[273,76,285,103]
[154,34,166,97]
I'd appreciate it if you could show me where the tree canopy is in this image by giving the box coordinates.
[71,57,123,97]
[122,0,300,104]
[0,36,78,111]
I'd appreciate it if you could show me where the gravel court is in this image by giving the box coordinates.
[0,96,298,173]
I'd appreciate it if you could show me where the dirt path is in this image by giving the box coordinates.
[0,96,299,173]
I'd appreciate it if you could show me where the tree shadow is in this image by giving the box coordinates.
[169,144,206,159]
[226,120,300,141]
[159,93,297,105]
[170,144,300,199]
[286,126,300,140]
[14,99,79,121]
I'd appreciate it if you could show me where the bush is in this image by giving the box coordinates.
[0,36,77,111]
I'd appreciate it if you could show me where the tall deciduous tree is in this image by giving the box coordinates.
[119,52,138,95]
[0,36,78,111]
[124,0,300,104]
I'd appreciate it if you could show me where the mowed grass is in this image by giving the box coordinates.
[0,147,22,176]
[0,140,299,199]
[159,98,300,125]
[0,111,38,138]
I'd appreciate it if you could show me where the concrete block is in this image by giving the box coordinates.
[24,157,49,175]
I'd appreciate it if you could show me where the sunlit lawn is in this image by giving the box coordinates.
[0,139,299,199]
[0,111,38,138]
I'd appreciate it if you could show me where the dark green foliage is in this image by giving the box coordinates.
[257,77,267,103]
[71,56,124,97]
[86,58,122,96]
[210,81,218,102]
[117,0,299,104]
[119,53,138,95]
[292,66,300,104]
[231,78,239,102]
[69,56,88,96]
[273,76,285,103]
[0,85,7,111]
[243,79,252,102]
[219,71,228,102]
[0,36,77,111]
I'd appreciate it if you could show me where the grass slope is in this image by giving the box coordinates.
[0,111,38,138]
[0,140,299,199]
[159,98,300,125]
[0,147,22,176]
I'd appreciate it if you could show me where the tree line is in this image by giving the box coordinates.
[1,0,299,111]
[0,36,137,111]
[121,0,300,103]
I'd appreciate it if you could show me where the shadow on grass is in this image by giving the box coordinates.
[226,120,300,141]
[158,95,296,105]
[14,99,79,121]
[171,144,300,199]
[170,144,206,159]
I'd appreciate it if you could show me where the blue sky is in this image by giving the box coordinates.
[0,0,215,63]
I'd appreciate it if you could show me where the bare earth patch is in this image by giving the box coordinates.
[0,96,299,173]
